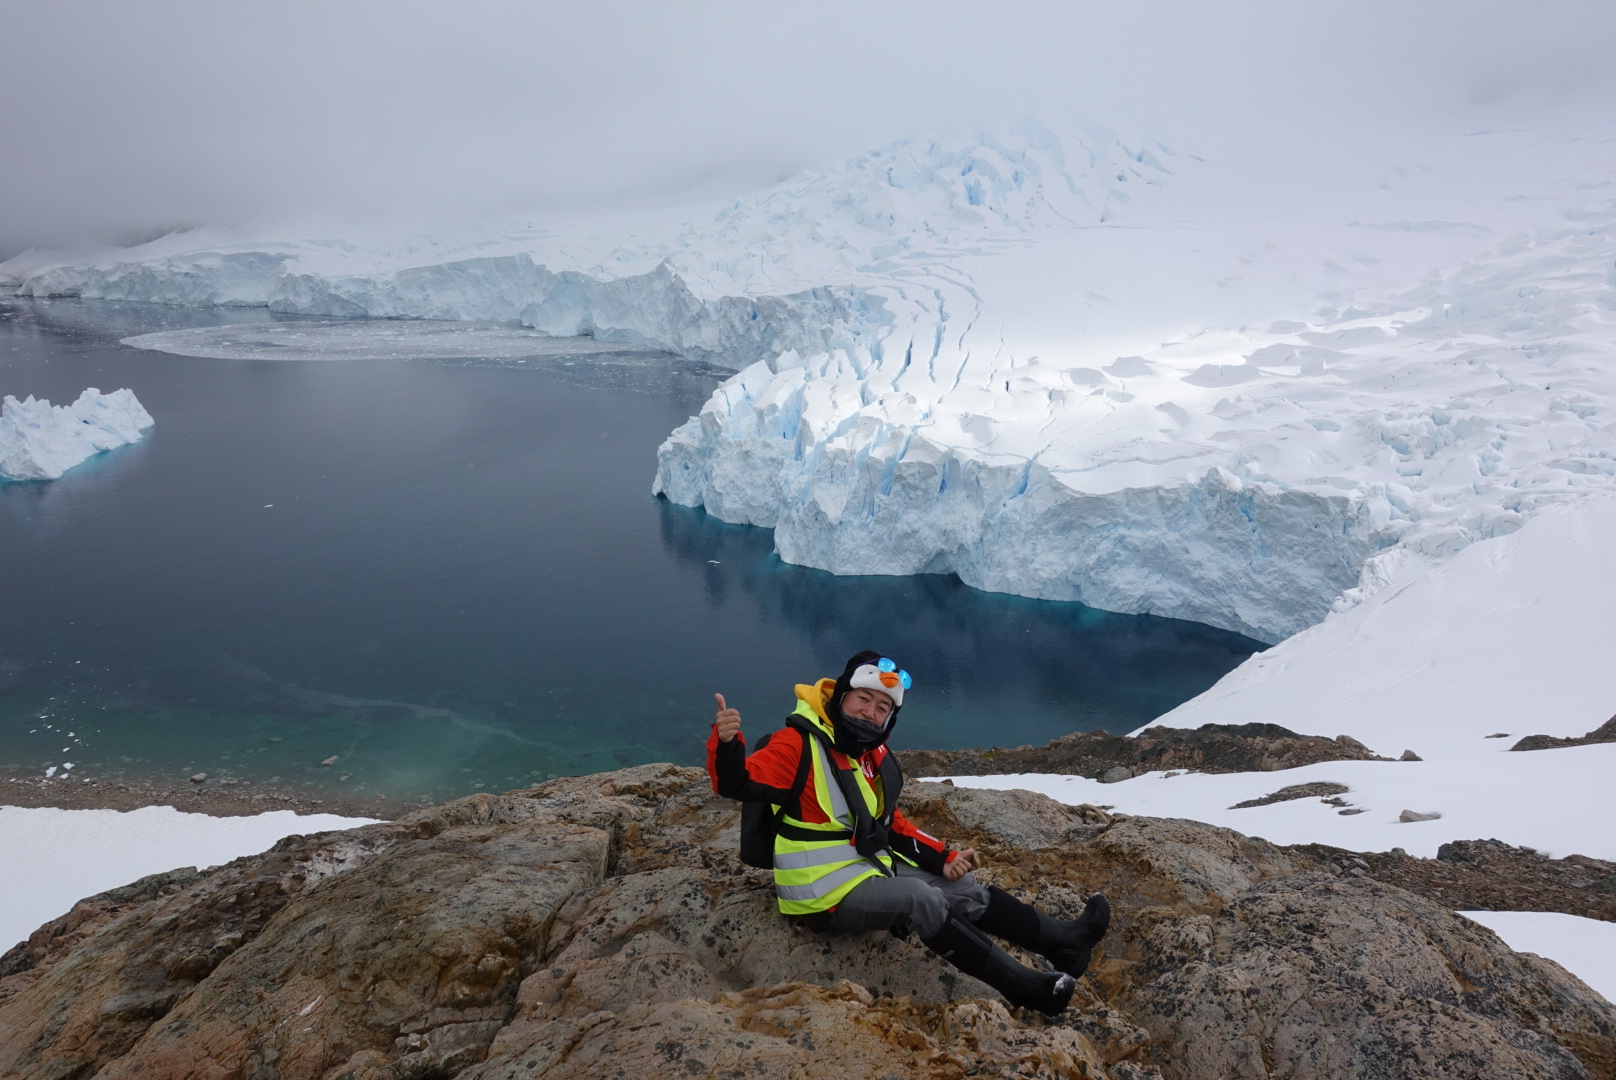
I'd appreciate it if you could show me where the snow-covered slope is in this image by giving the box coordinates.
[0,388,154,481]
[939,492,1616,856]
[1143,490,1616,750]
[7,119,1616,639]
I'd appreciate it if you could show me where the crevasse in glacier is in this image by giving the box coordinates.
[7,121,1616,641]
[0,388,155,481]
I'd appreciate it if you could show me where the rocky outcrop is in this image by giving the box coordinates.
[1513,716,1616,752]
[1291,839,1616,924]
[0,867,208,1005]
[1,765,1612,1080]
[900,722,1390,781]
[1229,781,1351,809]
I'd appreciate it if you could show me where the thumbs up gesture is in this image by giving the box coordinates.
[714,693,742,742]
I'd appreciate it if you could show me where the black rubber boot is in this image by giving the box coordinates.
[975,886,1111,979]
[921,915,1076,1016]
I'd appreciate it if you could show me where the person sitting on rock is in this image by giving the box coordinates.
[707,649,1110,1015]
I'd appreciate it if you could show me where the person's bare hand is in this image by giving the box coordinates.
[943,847,977,881]
[714,693,742,742]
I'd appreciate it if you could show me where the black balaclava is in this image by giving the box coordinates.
[826,650,903,756]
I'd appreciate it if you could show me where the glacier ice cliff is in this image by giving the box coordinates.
[0,388,155,481]
[8,120,1616,640]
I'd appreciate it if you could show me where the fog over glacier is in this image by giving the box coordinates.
[5,0,1616,255]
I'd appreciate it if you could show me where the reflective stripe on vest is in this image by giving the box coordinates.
[775,858,885,902]
[771,708,891,914]
[774,842,892,871]
[807,731,851,826]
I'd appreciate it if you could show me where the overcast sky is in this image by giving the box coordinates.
[3,0,1614,255]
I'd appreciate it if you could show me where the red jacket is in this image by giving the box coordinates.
[706,699,952,876]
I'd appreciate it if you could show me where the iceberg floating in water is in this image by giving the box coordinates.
[0,388,154,481]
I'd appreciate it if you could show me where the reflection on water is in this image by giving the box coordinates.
[0,299,1261,802]
[656,504,1260,751]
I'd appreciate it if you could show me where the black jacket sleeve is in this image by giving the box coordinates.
[712,727,808,805]
[888,829,949,875]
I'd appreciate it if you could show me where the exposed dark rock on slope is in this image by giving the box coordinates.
[0,765,1612,1080]
[1513,716,1616,752]
[1229,781,1352,809]
[1289,839,1616,925]
[899,722,1389,781]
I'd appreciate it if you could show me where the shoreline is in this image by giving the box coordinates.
[0,773,410,821]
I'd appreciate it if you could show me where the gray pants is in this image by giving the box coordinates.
[827,861,990,939]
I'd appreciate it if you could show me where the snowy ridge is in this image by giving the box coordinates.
[0,388,154,481]
[8,121,1616,638]
[3,127,1157,358]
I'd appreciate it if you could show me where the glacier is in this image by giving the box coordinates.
[7,118,1616,640]
[0,388,155,481]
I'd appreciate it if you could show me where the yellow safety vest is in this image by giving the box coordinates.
[771,698,894,914]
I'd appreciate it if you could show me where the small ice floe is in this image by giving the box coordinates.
[0,388,154,481]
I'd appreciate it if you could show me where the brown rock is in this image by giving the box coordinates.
[1512,715,1616,752]
[0,765,1612,1080]
[900,721,1392,781]
[1115,875,1614,1080]
[1300,839,1616,925]
[468,980,1126,1080]
[1230,781,1350,809]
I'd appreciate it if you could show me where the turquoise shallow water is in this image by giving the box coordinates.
[0,299,1261,802]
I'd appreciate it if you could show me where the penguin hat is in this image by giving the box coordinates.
[827,650,914,754]
[847,655,912,707]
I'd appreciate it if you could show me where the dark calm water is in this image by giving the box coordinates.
[0,299,1261,802]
